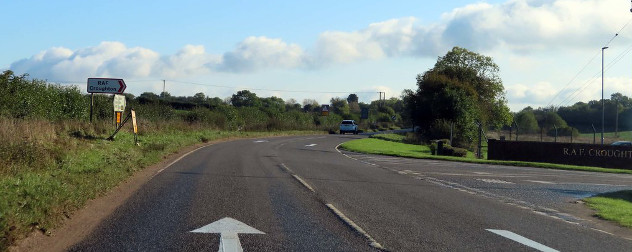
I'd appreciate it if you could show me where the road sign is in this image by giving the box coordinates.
[87,78,126,94]
[191,217,265,252]
[113,94,126,112]
[361,108,369,119]
[321,104,330,116]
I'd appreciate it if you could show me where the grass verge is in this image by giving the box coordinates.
[584,191,632,228]
[0,128,321,251]
[339,138,632,174]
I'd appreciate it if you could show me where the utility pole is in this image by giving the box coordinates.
[601,46,608,145]
[378,92,385,107]
[616,99,619,137]
[163,80,166,94]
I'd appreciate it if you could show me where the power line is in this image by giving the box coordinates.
[555,42,632,108]
[546,17,632,108]
[41,78,383,95]
[165,80,381,94]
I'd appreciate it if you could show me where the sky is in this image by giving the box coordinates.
[3,0,632,111]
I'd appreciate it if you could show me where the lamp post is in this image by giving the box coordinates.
[602,46,608,145]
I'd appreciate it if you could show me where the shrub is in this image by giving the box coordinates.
[441,145,468,157]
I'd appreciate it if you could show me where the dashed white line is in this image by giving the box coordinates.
[477,178,515,184]
[326,204,384,250]
[526,180,556,184]
[487,229,559,252]
[292,174,316,193]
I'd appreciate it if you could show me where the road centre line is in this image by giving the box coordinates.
[486,229,559,252]
[292,174,316,193]
[326,204,384,250]
[280,155,384,250]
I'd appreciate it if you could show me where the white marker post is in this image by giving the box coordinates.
[191,217,265,252]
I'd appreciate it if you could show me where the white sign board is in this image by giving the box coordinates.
[113,94,126,112]
[87,78,126,94]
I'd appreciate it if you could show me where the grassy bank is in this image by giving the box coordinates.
[0,118,322,251]
[584,191,632,228]
[339,137,632,174]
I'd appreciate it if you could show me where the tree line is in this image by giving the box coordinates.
[0,70,406,132]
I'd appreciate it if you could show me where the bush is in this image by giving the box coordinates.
[402,132,422,145]
[429,139,466,157]
[441,145,468,157]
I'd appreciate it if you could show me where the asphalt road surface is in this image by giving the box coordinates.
[70,135,632,251]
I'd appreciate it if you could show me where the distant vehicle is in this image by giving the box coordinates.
[339,120,358,134]
[611,141,632,146]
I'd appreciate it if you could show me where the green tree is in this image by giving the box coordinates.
[405,47,511,147]
[514,109,539,133]
[193,92,206,105]
[347,94,359,103]
[330,97,350,116]
[261,96,285,114]
[230,90,261,107]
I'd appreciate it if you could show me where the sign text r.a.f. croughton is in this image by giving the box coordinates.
[563,148,632,159]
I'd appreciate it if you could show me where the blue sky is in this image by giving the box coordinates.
[3,0,632,111]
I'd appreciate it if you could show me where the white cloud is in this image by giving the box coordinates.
[8,0,632,110]
[221,36,305,72]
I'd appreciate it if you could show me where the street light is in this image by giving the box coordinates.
[602,46,608,145]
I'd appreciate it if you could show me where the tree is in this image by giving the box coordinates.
[193,92,206,104]
[330,97,350,116]
[261,96,285,114]
[302,99,320,113]
[514,109,539,133]
[432,46,509,127]
[230,90,261,107]
[347,94,359,103]
[405,47,511,147]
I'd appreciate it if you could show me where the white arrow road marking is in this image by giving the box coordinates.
[253,140,268,143]
[191,217,265,252]
[487,229,558,252]
[305,144,317,147]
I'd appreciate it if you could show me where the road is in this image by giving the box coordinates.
[70,135,632,251]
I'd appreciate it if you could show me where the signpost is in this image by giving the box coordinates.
[113,94,126,128]
[321,104,330,116]
[87,78,127,94]
[87,78,127,123]
[361,108,369,119]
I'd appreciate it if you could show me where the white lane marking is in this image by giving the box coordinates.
[477,179,515,184]
[305,144,317,147]
[279,163,293,173]
[253,140,268,143]
[473,172,492,175]
[151,144,210,179]
[292,174,316,193]
[191,217,265,252]
[326,204,384,250]
[487,229,558,252]
[526,180,556,184]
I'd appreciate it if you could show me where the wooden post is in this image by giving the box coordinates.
[90,93,94,123]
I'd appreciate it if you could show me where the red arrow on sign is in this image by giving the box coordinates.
[118,80,126,93]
